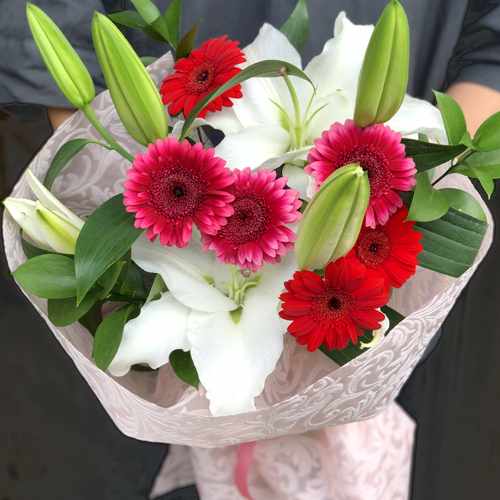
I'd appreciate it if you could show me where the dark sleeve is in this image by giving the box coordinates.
[447,1,500,91]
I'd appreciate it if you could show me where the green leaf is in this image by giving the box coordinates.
[150,16,171,42]
[440,188,486,222]
[21,238,48,259]
[108,10,148,29]
[146,273,167,302]
[402,138,466,171]
[48,288,101,326]
[140,56,157,66]
[79,301,103,335]
[169,350,199,387]
[181,60,314,139]
[98,260,126,298]
[473,112,500,152]
[408,172,449,222]
[383,305,405,330]
[117,261,147,299]
[44,139,110,190]
[434,91,467,145]
[130,0,161,24]
[75,194,143,304]
[13,254,76,299]
[163,0,182,48]
[281,0,309,51]
[92,304,136,370]
[176,22,198,59]
[415,207,487,277]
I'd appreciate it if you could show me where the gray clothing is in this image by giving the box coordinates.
[1,0,500,107]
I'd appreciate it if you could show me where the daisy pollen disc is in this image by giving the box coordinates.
[124,138,235,248]
[160,36,246,119]
[306,119,417,228]
[279,258,388,352]
[348,207,423,289]
[203,168,302,271]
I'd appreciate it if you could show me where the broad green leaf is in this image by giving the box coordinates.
[321,306,404,366]
[408,172,449,222]
[140,56,157,66]
[79,301,103,335]
[44,139,110,189]
[116,261,147,299]
[146,273,167,302]
[48,288,101,326]
[176,22,198,59]
[415,207,487,277]
[451,163,499,198]
[440,188,486,222]
[150,15,171,42]
[163,0,182,48]
[92,304,136,370]
[434,91,467,145]
[131,0,161,24]
[98,260,126,299]
[75,194,143,304]
[181,60,314,138]
[169,350,199,387]
[402,138,466,171]
[281,0,309,51]
[14,254,76,299]
[108,10,147,29]
[473,112,500,152]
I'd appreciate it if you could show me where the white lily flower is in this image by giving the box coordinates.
[108,235,296,416]
[4,170,84,254]
[205,13,445,179]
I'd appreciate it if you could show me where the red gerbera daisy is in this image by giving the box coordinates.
[346,207,423,289]
[160,36,246,119]
[124,138,235,248]
[202,168,302,271]
[279,258,388,351]
[305,119,417,228]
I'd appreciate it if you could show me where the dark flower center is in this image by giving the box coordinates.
[328,296,342,310]
[312,290,351,321]
[187,63,215,93]
[340,145,393,196]
[149,165,203,219]
[357,229,391,267]
[219,196,270,245]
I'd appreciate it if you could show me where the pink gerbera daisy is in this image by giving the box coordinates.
[306,120,417,228]
[202,168,302,271]
[124,138,235,247]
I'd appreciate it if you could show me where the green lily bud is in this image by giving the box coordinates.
[91,12,167,146]
[354,0,410,127]
[26,3,95,108]
[3,170,84,255]
[296,164,370,270]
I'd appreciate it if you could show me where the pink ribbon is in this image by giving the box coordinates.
[234,441,257,499]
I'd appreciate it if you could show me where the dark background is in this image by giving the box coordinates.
[1,1,500,499]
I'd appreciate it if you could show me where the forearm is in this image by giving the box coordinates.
[447,81,500,134]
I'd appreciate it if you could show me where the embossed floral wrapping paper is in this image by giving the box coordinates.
[3,54,493,499]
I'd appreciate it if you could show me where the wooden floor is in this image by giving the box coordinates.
[1,106,499,500]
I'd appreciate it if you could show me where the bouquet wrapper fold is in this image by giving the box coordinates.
[3,54,493,500]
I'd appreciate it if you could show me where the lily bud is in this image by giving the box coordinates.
[354,0,410,127]
[26,3,95,108]
[3,171,84,255]
[296,164,370,270]
[91,12,167,146]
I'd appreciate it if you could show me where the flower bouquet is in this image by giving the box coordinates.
[3,0,498,498]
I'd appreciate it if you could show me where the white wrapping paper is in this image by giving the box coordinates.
[2,53,493,499]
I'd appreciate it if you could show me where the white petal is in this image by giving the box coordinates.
[388,95,447,143]
[203,107,243,135]
[282,164,312,200]
[305,91,353,143]
[259,146,310,170]
[25,170,84,229]
[305,12,373,102]
[132,236,237,312]
[108,293,190,377]
[187,254,297,416]
[215,125,290,169]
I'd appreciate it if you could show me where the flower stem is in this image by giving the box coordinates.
[83,104,134,162]
[282,72,303,148]
[431,148,474,186]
